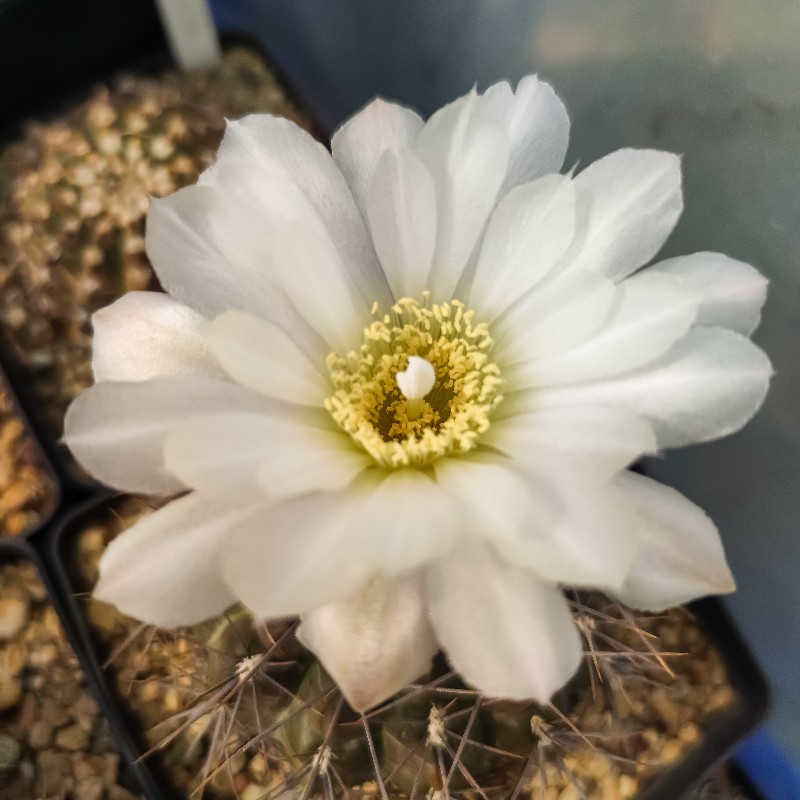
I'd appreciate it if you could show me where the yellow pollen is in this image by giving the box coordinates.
[325,295,504,468]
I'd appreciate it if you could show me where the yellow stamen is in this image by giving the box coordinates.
[325,295,504,468]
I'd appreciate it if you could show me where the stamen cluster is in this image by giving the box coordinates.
[325,295,503,468]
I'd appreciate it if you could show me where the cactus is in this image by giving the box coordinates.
[73,498,735,800]
[0,47,313,431]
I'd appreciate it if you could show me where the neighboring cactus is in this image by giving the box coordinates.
[73,498,736,800]
[0,47,312,431]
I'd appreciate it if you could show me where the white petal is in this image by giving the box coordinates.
[427,540,582,703]
[498,473,641,590]
[206,160,368,353]
[94,493,252,627]
[256,438,370,502]
[210,115,389,306]
[487,406,657,482]
[614,471,735,610]
[164,412,369,505]
[433,457,532,545]
[510,271,698,389]
[207,310,329,406]
[529,327,772,448]
[495,270,616,364]
[498,75,571,194]
[63,376,279,494]
[354,469,461,572]
[367,147,437,299]
[92,292,224,383]
[146,186,327,360]
[297,572,436,712]
[225,492,372,618]
[145,187,242,318]
[655,251,768,335]
[224,470,458,618]
[164,413,268,505]
[469,174,576,320]
[479,80,514,120]
[332,98,425,220]
[565,149,683,282]
[413,90,510,299]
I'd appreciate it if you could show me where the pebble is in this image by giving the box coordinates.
[75,774,104,800]
[0,388,55,536]
[0,732,21,770]
[55,723,91,752]
[0,597,28,639]
[650,687,681,734]
[27,719,54,749]
[240,784,269,800]
[0,675,22,712]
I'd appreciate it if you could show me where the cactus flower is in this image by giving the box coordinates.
[64,77,771,711]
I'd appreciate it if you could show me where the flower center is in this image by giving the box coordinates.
[325,295,503,468]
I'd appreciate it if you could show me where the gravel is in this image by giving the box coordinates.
[0,383,56,537]
[0,560,144,799]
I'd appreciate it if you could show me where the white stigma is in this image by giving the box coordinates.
[396,356,436,401]
[397,356,436,422]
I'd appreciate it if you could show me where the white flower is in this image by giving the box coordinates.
[64,77,771,712]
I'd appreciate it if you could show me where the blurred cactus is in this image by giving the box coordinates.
[0,47,312,430]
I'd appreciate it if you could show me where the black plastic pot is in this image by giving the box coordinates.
[0,15,772,800]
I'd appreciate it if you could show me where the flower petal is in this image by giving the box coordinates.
[487,406,657,482]
[433,456,532,545]
[145,187,243,318]
[210,115,389,306]
[297,572,437,712]
[528,327,772,448]
[510,271,698,389]
[434,452,644,590]
[63,376,280,494]
[614,471,735,610]
[92,292,224,383]
[207,310,329,406]
[367,147,438,300]
[146,185,330,360]
[565,149,683,282]
[479,80,514,119]
[164,412,369,505]
[332,98,425,220]
[495,270,616,364]
[206,160,369,353]
[496,75,570,194]
[655,251,768,335]
[468,174,576,320]
[224,470,458,618]
[426,540,582,703]
[413,89,510,300]
[501,472,641,590]
[94,493,252,627]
